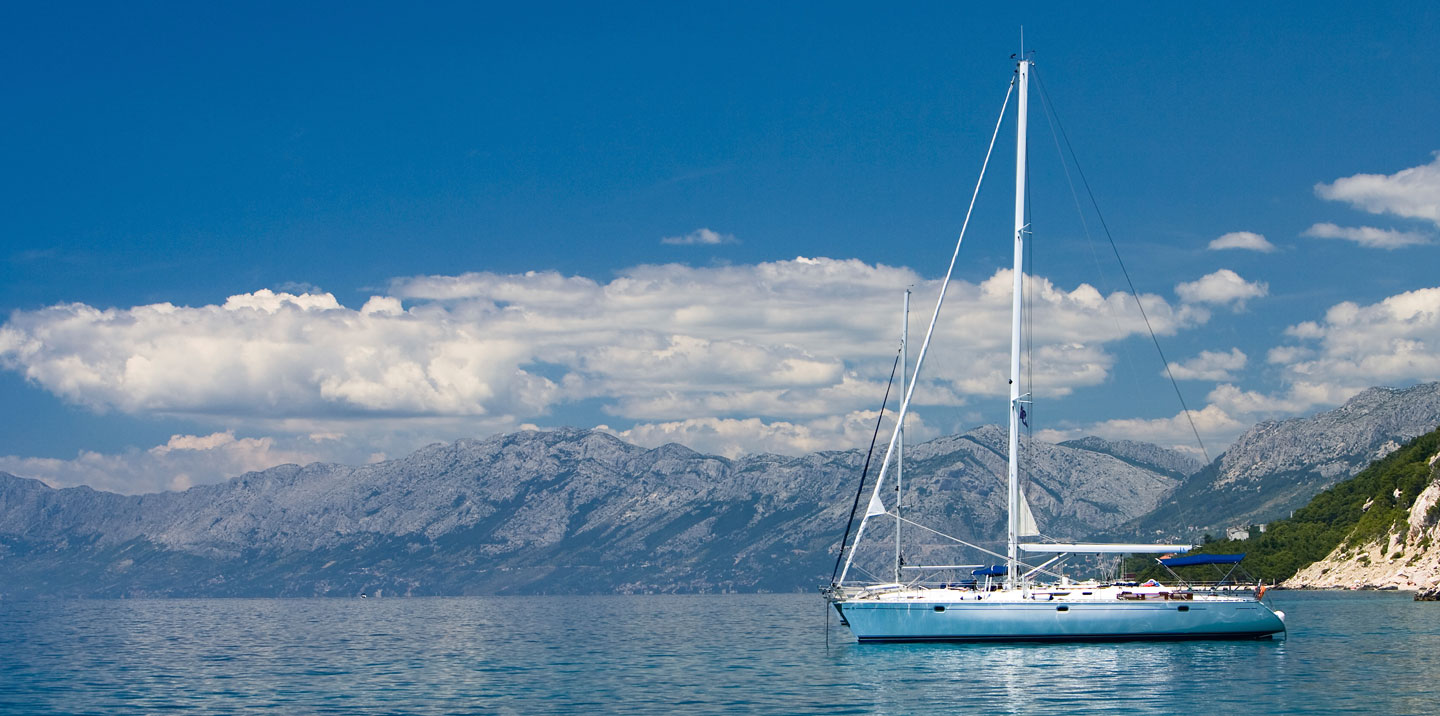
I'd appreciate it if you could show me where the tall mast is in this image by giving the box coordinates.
[895,289,909,583]
[1006,57,1029,590]
[836,74,1015,588]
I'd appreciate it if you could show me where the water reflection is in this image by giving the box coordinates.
[836,637,1290,715]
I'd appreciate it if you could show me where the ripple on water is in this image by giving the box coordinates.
[0,591,1434,715]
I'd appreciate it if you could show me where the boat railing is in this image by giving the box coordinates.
[1175,581,1264,594]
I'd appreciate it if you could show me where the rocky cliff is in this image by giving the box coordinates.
[1059,436,1203,479]
[1284,449,1440,591]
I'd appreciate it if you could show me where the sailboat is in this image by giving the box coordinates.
[824,56,1286,642]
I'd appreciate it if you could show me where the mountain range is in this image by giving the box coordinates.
[0,426,1186,597]
[3,381,1439,597]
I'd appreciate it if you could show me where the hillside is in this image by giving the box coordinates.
[1163,426,1440,590]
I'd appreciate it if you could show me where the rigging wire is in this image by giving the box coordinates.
[1019,136,1052,544]
[836,75,1017,587]
[829,350,902,584]
[1031,67,1212,464]
[1033,75,1140,385]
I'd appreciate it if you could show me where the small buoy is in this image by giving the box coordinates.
[1274,610,1285,622]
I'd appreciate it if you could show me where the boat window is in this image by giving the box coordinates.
[1082,591,1092,595]
[1056,606,1069,612]
[1177,605,1190,612]
[933,606,946,613]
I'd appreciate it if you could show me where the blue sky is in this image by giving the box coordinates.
[3,2,1439,492]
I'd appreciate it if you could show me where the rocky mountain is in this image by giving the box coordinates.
[1123,382,1440,539]
[0,426,1183,598]
[7,382,1438,598]
[1059,436,1203,480]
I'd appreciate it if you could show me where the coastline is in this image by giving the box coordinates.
[1281,451,1440,594]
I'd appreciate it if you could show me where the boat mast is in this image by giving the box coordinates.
[895,289,909,583]
[1006,56,1029,591]
[835,76,1015,588]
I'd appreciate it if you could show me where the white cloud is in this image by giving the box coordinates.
[1035,378,1360,459]
[1301,222,1432,249]
[1204,381,1355,419]
[1174,269,1268,310]
[1265,345,1314,365]
[605,410,938,459]
[0,260,1200,438]
[1315,152,1440,227]
[660,228,738,245]
[1269,287,1440,390]
[1039,283,1440,454]
[12,272,1439,489]
[0,289,556,419]
[1207,231,1277,253]
[0,258,1219,492]
[1036,403,1247,459]
[1166,348,1247,381]
[0,431,318,494]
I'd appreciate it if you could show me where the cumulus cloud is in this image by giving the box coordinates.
[0,289,557,419]
[1315,152,1440,227]
[1166,348,1247,381]
[12,266,1439,486]
[0,260,1199,441]
[1204,381,1355,419]
[1036,403,1247,459]
[0,431,319,494]
[0,257,1222,492]
[1040,281,1440,454]
[1270,286,1440,391]
[660,228,738,245]
[605,410,939,459]
[1174,269,1268,310]
[1207,231,1276,253]
[1301,222,1432,249]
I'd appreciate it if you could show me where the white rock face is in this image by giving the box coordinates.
[1284,450,1440,591]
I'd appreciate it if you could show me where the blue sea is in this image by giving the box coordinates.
[0,591,1435,715]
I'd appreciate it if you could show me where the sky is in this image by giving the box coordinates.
[3,2,1440,494]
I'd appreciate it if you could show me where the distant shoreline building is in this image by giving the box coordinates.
[1225,524,1267,541]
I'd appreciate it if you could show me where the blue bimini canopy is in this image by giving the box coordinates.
[1159,553,1245,567]
[971,565,1008,577]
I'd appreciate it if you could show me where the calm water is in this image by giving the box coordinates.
[0,591,1436,715]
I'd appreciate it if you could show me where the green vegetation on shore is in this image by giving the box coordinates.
[1135,425,1440,584]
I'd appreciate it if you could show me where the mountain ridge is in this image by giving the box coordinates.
[6,381,1440,597]
[0,426,1181,597]
[1123,382,1440,539]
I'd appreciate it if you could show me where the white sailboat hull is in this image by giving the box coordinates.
[836,590,1285,642]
